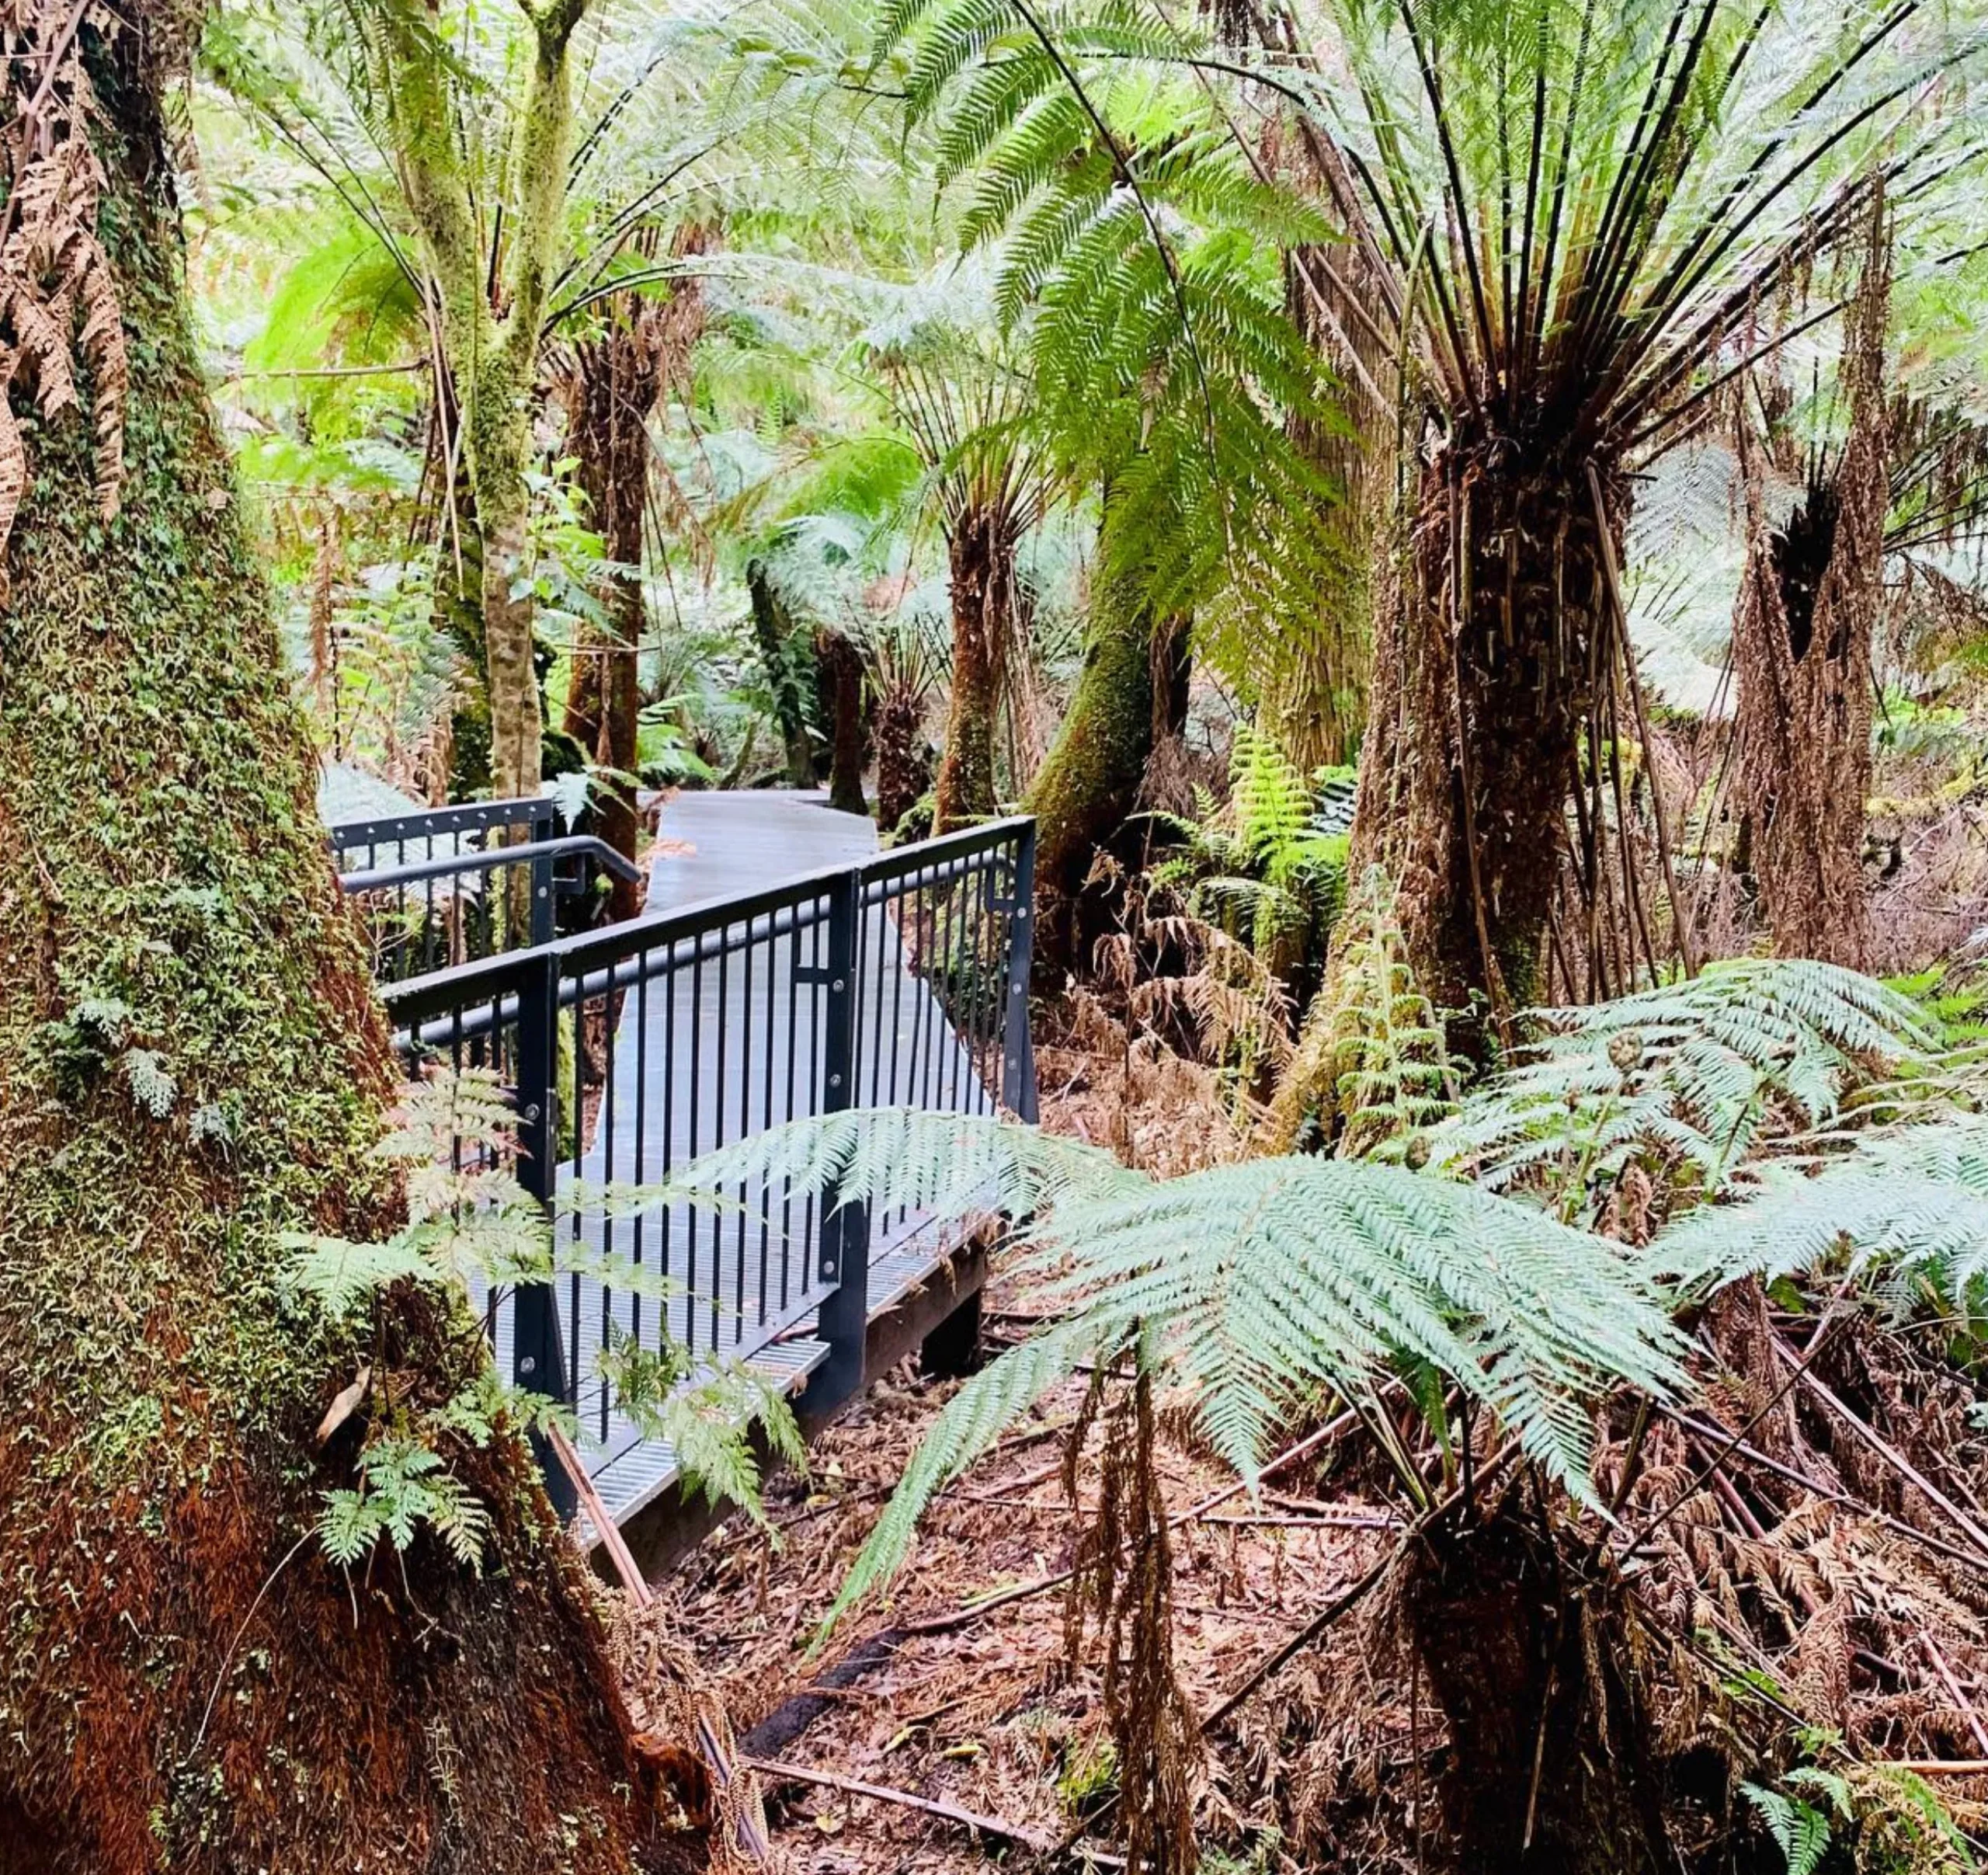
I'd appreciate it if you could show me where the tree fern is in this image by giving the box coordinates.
[1429,961,1934,1215]
[1649,1111,1988,1313]
[674,1107,1691,1635]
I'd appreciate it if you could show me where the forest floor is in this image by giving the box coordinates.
[654,1034,1426,1874]
[640,1028,1988,1875]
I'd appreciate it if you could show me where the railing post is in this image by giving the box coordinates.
[513,946,575,1518]
[1003,820,1039,1122]
[813,867,869,1411]
[528,816,557,948]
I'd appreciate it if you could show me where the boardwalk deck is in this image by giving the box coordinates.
[514,792,997,1534]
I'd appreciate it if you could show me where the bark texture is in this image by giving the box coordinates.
[933,502,1018,830]
[1024,576,1171,974]
[1405,1493,1670,1875]
[564,245,707,920]
[0,24,698,1872]
[1345,447,1618,1031]
[1733,233,1889,968]
[818,628,869,816]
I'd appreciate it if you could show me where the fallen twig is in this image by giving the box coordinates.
[1772,1338,1988,1563]
[744,1753,1057,1853]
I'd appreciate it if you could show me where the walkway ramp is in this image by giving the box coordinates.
[360,792,1038,1544]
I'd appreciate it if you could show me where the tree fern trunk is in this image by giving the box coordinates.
[1405,1492,1670,1875]
[567,317,668,922]
[0,21,697,1871]
[748,558,815,786]
[819,628,869,816]
[1733,226,1886,969]
[934,503,1015,831]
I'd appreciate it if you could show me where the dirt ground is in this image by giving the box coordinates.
[664,1327,1406,1873]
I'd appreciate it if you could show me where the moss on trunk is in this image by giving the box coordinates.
[1024,576,1166,974]
[747,558,815,786]
[0,26,697,1873]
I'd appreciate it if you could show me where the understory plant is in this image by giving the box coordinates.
[288,1070,802,1569]
[675,951,1988,1873]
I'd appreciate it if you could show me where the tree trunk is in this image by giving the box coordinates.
[0,24,697,1873]
[1404,1492,1670,1875]
[566,319,666,923]
[1023,576,1170,976]
[873,687,931,836]
[1732,230,1887,969]
[818,629,869,816]
[747,558,815,785]
[1349,452,1616,1029]
[933,503,1017,830]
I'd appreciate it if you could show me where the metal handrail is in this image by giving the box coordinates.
[338,833,642,896]
[325,794,555,856]
[370,812,1037,1513]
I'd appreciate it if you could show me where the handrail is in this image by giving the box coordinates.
[369,809,1037,1507]
[325,794,554,854]
[339,833,642,896]
[374,816,1035,1009]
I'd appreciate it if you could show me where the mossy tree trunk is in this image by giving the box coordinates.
[933,502,1018,831]
[1023,574,1173,976]
[0,21,697,1873]
[378,0,593,806]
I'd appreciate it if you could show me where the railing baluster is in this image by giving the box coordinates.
[814,868,868,1410]
[512,945,575,1518]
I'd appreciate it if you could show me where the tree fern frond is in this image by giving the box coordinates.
[1431,960,1934,1209]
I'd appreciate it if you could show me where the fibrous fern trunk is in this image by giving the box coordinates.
[818,629,868,816]
[1354,450,1617,1025]
[934,502,1017,831]
[1405,1491,1670,1875]
[565,270,704,920]
[1732,225,1889,969]
[0,17,697,1870]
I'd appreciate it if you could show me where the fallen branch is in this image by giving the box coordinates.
[744,1754,1057,1854]
[1660,1405,1988,1573]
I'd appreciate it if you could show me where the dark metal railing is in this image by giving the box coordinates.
[327,796,640,981]
[372,816,1037,1498]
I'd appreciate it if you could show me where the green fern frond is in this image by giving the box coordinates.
[683,1109,1690,1642]
[1431,960,1934,1212]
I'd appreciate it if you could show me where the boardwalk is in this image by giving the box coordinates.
[535,793,998,1530]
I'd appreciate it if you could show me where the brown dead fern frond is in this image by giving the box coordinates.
[0,0,134,592]
[1064,1367,1202,1875]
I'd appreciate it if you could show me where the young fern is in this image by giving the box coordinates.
[288,1070,802,1565]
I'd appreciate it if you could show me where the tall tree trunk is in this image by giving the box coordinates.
[1024,576,1171,976]
[1733,231,1888,968]
[747,558,815,785]
[0,20,697,1871]
[933,503,1017,830]
[565,280,701,920]
[818,629,868,816]
[565,231,711,895]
